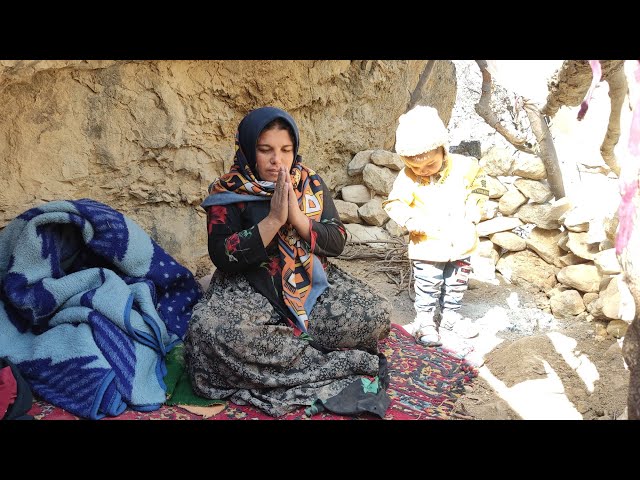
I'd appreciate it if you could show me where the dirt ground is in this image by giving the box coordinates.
[331,255,630,420]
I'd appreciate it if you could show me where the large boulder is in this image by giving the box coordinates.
[496,250,560,293]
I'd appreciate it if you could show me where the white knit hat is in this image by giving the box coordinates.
[395,105,448,157]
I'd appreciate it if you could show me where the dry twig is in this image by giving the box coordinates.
[338,239,414,298]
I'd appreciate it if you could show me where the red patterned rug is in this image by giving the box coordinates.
[27,324,477,420]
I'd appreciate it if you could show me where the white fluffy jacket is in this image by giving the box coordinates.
[383,153,489,262]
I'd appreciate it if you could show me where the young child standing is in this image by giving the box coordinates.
[383,106,489,361]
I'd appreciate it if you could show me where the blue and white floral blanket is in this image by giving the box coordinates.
[0,199,201,419]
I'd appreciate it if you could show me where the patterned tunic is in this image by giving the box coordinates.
[204,180,347,325]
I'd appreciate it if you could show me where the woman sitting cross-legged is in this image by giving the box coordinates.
[184,106,392,417]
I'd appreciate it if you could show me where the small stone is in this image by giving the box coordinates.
[606,320,629,339]
[594,322,608,338]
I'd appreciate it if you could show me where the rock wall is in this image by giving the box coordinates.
[0,60,457,270]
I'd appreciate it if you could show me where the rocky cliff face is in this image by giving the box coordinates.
[0,60,456,270]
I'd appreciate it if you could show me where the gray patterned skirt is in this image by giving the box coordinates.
[184,263,392,417]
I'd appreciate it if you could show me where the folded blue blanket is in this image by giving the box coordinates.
[0,199,201,419]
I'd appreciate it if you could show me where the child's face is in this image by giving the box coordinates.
[403,146,445,177]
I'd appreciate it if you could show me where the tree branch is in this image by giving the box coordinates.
[474,60,535,155]
[601,65,628,176]
[523,99,565,199]
[409,60,436,110]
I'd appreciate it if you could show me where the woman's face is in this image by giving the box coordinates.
[255,127,295,182]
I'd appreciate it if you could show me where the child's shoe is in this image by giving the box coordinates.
[404,312,442,347]
[416,324,442,347]
[439,309,479,339]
